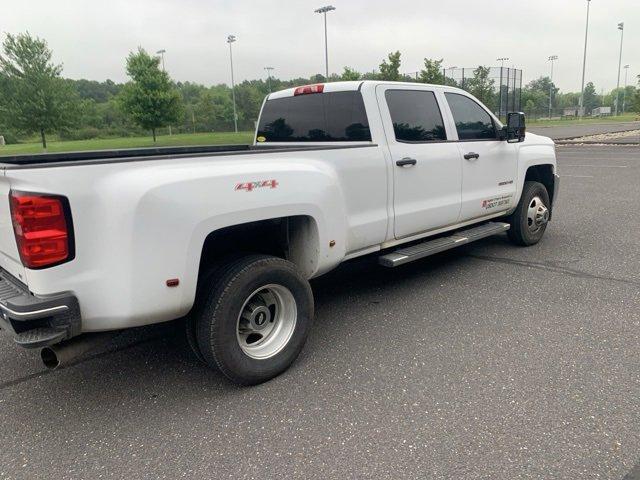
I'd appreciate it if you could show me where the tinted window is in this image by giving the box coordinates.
[385,90,446,142]
[256,91,371,142]
[445,93,496,140]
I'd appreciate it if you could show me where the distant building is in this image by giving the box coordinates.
[591,106,612,117]
[563,107,580,117]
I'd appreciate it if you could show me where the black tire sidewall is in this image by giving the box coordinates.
[198,256,313,385]
[510,181,550,246]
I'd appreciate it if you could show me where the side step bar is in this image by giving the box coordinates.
[379,222,510,268]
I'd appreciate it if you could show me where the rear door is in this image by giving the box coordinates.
[376,85,462,239]
[443,92,517,222]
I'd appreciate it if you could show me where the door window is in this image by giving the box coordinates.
[385,90,447,142]
[445,93,496,140]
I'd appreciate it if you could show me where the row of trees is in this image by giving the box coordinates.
[1,33,639,148]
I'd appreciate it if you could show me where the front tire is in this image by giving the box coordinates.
[507,181,551,246]
[194,255,314,386]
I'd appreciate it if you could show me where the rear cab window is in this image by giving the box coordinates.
[256,90,372,143]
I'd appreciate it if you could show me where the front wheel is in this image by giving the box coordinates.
[507,181,551,246]
[194,255,314,386]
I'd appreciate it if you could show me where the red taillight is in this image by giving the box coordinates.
[293,84,325,96]
[9,191,73,269]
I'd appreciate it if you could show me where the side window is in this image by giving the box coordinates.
[385,90,447,142]
[445,93,496,140]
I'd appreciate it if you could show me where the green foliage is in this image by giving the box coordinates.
[0,32,79,148]
[193,90,234,132]
[118,48,183,141]
[521,76,557,112]
[465,66,495,106]
[379,51,402,81]
[582,82,599,112]
[70,78,121,102]
[340,67,361,81]
[635,76,640,113]
[418,58,444,84]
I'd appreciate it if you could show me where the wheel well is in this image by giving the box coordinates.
[525,164,555,206]
[198,216,320,280]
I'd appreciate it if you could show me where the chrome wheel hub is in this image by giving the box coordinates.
[527,196,549,233]
[236,284,297,360]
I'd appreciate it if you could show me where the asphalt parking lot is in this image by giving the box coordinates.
[0,144,639,479]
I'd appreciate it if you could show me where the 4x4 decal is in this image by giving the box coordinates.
[235,180,279,192]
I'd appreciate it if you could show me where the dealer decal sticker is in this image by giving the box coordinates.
[481,194,512,210]
[235,179,279,192]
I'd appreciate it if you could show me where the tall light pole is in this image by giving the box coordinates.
[156,49,166,71]
[615,22,624,116]
[314,5,336,80]
[227,35,238,134]
[622,64,630,113]
[264,67,275,93]
[156,49,171,135]
[548,55,558,119]
[579,0,592,117]
[497,57,509,68]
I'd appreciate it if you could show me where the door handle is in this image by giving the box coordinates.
[464,152,480,160]
[396,157,417,167]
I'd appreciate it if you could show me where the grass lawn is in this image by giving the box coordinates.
[0,131,255,157]
[527,113,639,127]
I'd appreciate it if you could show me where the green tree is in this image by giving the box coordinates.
[340,67,361,81]
[379,51,402,81]
[634,75,640,113]
[118,48,183,141]
[194,90,234,132]
[582,82,599,113]
[0,32,79,148]
[418,58,444,84]
[465,66,496,107]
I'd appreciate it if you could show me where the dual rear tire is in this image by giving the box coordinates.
[187,255,313,386]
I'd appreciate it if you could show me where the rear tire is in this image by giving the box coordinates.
[194,254,314,386]
[507,181,551,246]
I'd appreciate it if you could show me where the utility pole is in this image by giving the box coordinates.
[156,49,171,135]
[548,55,558,119]
[264,67,275,93]
[227,35,238,133]
[314,5,336,80]
[615,22,624,116]
[622,64,630,113]
[579,0,592,117]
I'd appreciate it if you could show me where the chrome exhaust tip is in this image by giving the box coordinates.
[40,332,118,370]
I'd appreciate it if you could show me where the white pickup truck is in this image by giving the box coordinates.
[0,81,558,385]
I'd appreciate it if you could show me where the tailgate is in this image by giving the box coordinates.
[0,176,26,283]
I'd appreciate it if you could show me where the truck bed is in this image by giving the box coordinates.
[0,143,375,169]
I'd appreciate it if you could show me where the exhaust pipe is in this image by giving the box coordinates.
[40,332,119,370]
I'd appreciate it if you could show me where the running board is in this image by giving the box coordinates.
[379,222,510,268]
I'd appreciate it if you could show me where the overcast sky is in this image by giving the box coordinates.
[3,0,638,92]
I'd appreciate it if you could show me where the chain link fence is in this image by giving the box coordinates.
[404,67,522,119]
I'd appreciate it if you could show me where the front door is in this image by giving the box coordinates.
[377,85,462,239]
[443,92,517,222]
